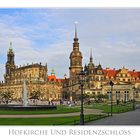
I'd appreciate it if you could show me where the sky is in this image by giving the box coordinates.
[0,9,140,81]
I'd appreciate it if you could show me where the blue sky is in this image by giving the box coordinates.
[0,9,140,80]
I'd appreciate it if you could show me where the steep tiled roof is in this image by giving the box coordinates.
[48,75,65,83]
[103,68,140,79]
[48,75,57,82]
[128,71,140,78]
[103,69,118,78]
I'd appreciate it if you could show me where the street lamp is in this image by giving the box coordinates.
[109,80,114,116]
[79,69,85,125]
[133,86,135,111]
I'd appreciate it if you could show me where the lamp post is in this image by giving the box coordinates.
[79,70,85,125]
[133,86,135,111]
[110,81,114,116]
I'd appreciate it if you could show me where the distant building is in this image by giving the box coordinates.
[0,44,63,102]
[62,25,140,102]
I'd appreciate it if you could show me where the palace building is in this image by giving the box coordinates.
[62,24,140,102]
[1,25,140,103]
[0,44,63,102]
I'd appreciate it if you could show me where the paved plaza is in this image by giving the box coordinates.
[87,109,140,125]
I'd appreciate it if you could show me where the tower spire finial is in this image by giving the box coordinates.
[9,41,12,49]
[90,48,93,63]
[10,41,12,47]
[74,21,78,38]
[8,41,14,53]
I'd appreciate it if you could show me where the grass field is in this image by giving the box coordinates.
[0,105,80,115]
[85,102,133,113]
[0,102,134,125]
[0,114,107,125]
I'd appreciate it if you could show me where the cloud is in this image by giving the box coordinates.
[1,9,140,81]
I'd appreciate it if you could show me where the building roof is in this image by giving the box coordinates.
[103,68,140,79]
[103,69,118,78]
[128,71,140,78]
[48,75,57,82]
[15,63,46,71]
[48,75,65,83]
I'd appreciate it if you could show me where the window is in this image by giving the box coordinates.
[116,93,120,100]
[96,77,99,81]
[101,77,104,81]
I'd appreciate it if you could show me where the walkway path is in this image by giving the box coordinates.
[0,109,103,118]
[87,109,140,125]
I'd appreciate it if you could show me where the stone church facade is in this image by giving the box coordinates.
[0,44,63,102]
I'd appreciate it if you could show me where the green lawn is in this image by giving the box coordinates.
[0,106,80,115]
[0,114,107,125]
[85,102,133,113]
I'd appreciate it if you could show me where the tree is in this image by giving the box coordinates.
[30,91,41,105]
[96,94,108,102]
[0,91,13,104]
[62,92,70,100]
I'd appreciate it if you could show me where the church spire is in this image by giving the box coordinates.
[75,21,78,39]
[8,41,14,54]
[74,22,78,42]
[90,48,93,63]
[10,41,12,48]
[88,48,94,68]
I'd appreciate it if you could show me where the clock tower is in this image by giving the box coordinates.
[69,23,83,79]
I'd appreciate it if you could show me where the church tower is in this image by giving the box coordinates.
[88,48,94,69]
[69,23,83,79]
[5,42,16,76]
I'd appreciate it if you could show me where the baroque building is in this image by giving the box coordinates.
[4,43,48,85]
[62,25,140,103]
[0,43,63,102]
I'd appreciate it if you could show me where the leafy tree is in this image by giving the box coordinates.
[96,94,108,102]
[62,92,70,100]
[30,91,41,105]
[76,93,90,101]
[0,91,13,104]
[30,91,41,100]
